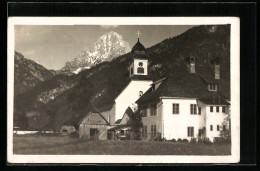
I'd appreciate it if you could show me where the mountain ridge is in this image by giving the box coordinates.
[14,51,55,95]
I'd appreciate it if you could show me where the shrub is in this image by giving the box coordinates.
[214,137,231,144]
[171,138,176,143]
[190,138,197,144]
[198,138,213,144]
[70,131,79,138]
[182,139,189,143]
[177,138,183,142]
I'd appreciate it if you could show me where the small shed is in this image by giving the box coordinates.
[78,111,110,140]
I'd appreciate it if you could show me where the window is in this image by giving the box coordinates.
[120,130,125,135]
[209,83,217,91]
[216,106,219,112]
[142,126,147,137]
[198,107,201,115]
[139,91,143,97]
[190,104,197,114]
[151,125,157,137]
[151,104,157,116]
[217,125,220,131]
[222,106,226,113]
[172,103,179,114]
[130,67,133,75]
[152,85,155,92]
[210,125,213,131]
[223,125,226,131]
[187,127,194,137]
[142,106,147,117]
[210,106,213,112]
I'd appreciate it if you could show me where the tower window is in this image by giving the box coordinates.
[137,62,144,74]
[217,125,220,131]
[210,125,213,131]
[216,106,219,112]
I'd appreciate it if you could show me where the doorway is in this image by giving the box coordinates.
[90,128,98,137]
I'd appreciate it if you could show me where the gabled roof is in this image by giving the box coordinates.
[136,64,228,105]
[116,107,134,125]
[77,111,109,125]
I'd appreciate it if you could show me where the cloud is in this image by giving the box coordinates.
[100,25,119,29]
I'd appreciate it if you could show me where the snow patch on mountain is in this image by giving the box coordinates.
[60,31,131,74]
[73,66,90,74]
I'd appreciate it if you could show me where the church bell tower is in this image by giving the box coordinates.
[129,31,148,78]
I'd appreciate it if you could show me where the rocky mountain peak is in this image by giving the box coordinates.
[59,31,131,74]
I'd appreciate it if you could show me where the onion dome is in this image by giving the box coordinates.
[131,38,146,54]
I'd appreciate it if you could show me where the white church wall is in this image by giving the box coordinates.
[161,98,205,140]
[115,80,152,121]
[205,105,229,141]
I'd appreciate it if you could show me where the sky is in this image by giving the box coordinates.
[15,25,195,70]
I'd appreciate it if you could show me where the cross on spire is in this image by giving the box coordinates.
[136,31,141,39]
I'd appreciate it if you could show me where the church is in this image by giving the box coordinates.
[64,31,230,142]
[70,33,153,140]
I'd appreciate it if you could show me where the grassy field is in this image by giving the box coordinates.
[13,134,231,155]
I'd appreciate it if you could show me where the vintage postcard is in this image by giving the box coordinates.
[7,17,240,163]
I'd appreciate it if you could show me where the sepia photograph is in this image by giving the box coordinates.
[7,17,240,163]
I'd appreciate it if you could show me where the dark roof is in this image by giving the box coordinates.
[131,75,153,81]
[124,107,134,117]
[115,119,122,124]
[136,65,228,105]
[199,98,230,105]
[131,38,146,54]
[115,107,135,125]
[133,54,148,60]
[199,75,217,84]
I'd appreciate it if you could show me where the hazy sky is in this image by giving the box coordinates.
[15,25,194,70]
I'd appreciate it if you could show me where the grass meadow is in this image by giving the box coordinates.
[13,134,231,155]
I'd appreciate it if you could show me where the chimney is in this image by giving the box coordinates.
[189,56,195,73]
[214,58,220,79]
